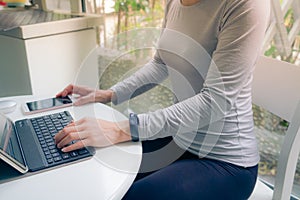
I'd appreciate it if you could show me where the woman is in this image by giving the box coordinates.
[55,0,270,199]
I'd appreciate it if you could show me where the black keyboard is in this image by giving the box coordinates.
[30,111,94,167]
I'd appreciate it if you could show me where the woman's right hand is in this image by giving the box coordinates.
[56,84,113,106]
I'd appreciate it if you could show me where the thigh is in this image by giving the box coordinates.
[122,158,258,200]
[135,137,198,181]
[135,136,186,180]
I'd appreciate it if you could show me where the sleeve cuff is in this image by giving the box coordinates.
[129,113,139,142]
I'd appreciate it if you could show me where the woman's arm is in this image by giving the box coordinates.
[136,0,270,140]
[110,1,172,105]
[110,54,169,104]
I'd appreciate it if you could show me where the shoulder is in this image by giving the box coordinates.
[225,0,269,7]
[221,0,270,28]
[165,0,173,6]
[223,0,270,15]
[163,0,178,23]
[165,0,176,11]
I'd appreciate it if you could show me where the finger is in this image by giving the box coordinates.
[57,131,85,149]
[54,129,66,143]
[55,118,94,146]
[54,125,70,143]
[61,140,87,152]
[54,123,78,143]
[56,84,74,97]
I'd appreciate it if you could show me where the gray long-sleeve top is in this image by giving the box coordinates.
[111,0,270,167]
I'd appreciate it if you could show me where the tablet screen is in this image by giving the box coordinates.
[0,114,26,167]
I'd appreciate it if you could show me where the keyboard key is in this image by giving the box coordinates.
[36,131,42,135]
[48,145,56,150]
[38,136,44,140]
[52,152,60,157]
[56,125,63,130]
[50,149,58,154]
[70,151,78,157]
[47,142,55,147]
[44,135,51,140]
[78,149,88,155]
[61,153,70,160]
[53,156,62,162]
[62,122,69,127]
[46,139,53,143]
[43,147,49,152]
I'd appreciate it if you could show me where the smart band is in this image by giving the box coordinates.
[129,113,139,142]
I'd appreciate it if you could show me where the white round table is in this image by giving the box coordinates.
[0,95,142,200]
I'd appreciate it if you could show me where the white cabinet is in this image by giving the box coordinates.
[0,10,102,97]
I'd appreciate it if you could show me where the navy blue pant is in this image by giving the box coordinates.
[122,137,258,200]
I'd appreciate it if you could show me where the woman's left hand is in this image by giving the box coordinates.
[54,118,131,152]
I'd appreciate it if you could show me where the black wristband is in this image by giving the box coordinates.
[129,113,139,142]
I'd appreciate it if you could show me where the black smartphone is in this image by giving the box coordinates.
[22,96,73,115]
